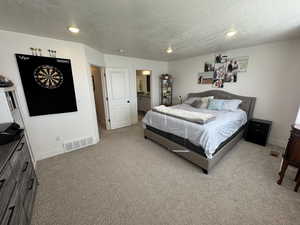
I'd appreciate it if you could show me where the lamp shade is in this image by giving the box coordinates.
[296,106,300,125]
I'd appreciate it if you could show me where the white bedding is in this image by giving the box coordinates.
[152,105,216,124]
[143,104,247,159]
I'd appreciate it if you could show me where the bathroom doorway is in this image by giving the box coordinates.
[136,70,151,121]
[90,65,109,130]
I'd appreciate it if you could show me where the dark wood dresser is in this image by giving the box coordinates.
[244,118,272,146]
[0,133,38,224]
[277,125,300,192]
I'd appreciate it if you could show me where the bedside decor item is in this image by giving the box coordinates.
[244,118,272,146]
[160,74,173,106]
[0,75,14,87]
[277,124,300,192]
[15,54,77,116]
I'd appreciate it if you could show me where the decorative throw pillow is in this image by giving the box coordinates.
[199,96,214,109]
[222,99,242,111]
[183,97,201,105]
[190,99,202,108]
[207,99,225,111]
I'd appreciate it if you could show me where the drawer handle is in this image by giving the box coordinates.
[28,178,35,190]
[22,162,29,172]
[7,206,15,225]
[0,179,6,190]
[17,142,25,151]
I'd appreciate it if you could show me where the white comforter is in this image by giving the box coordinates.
[152,105,215,124]
[143,104,247,159]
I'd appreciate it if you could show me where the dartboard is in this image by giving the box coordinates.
[33,65,63,89]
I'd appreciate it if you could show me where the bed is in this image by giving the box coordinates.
[143,90,256,174]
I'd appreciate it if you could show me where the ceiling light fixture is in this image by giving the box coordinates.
[142,70,151,75]
[68,26,80,34]
[226,30,237,38]
[166,46,173,54]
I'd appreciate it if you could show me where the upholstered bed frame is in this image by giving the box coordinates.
[144,90,256,174]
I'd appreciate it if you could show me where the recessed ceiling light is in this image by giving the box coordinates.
[226,30,237,38]
[166,46,173,54]
[68,26,80,34]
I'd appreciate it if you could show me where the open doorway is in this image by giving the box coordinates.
[91,65,108,130]
[136,70,152,121]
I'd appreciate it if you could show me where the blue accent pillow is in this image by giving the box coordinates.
[207,99,224,110]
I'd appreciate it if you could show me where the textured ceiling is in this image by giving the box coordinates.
[1,0,300,61]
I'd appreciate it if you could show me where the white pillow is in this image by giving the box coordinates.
[199,96,214,109]
[222,99,242,111]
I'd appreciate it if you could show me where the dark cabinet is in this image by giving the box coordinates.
[277,125,300,192]
[244,118,272,146]
[0,135,37,225]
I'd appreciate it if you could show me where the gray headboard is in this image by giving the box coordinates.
[187,90,256,119]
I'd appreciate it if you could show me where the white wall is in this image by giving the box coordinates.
[84,45,105,67]
[168,39,300,147]
[0,30,100,160]
[104,54,168,124]
[0,30,168,160]
[83,45,106,132]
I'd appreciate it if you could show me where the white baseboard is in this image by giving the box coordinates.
[36,138,100,161]
[268,137,287,148]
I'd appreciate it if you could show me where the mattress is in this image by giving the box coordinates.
[143,104,247,159]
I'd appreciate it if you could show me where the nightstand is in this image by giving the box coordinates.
[244,118,272,146]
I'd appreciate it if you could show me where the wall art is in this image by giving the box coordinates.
[229,56,249,72]
[198,54,249,88]
[15,54,77,116]
[198,72,214,84]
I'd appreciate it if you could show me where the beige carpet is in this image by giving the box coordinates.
[32,124,300,225]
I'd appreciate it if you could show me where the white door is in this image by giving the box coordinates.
[106,68,131,129]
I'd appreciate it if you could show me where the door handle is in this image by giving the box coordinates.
[127,100,130,103]
[0,179,6,190]
[17,143,25,151]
